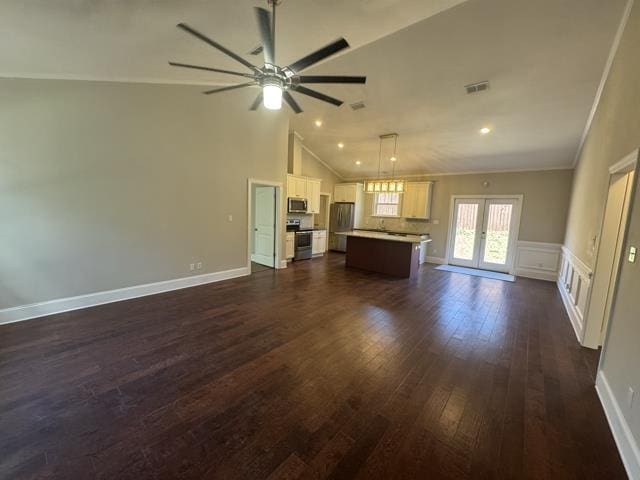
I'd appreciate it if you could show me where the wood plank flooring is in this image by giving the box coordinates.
[0,253,626,479]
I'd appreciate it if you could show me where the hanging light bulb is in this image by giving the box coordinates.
[263,78,283,110]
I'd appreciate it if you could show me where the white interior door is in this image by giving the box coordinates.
[252,186,276,267]
[449,199,485,268]
[449,197,519,272]
[478,199,517,273]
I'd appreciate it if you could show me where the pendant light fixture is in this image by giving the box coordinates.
[365,133,405,194]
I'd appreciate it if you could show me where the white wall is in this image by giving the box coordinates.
[0,79,289,311]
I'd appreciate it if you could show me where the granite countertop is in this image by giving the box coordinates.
[355,228,431,236]
[336,230,432,244]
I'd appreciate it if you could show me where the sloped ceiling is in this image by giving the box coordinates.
[0,0,628,175]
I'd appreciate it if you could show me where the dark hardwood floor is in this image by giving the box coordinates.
[0,253,626,479]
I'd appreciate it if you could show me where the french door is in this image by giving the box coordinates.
[448,197,519,273]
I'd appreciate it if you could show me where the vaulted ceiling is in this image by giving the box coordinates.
[0,0,628,176]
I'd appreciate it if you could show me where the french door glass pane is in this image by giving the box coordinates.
[483,203,513,265]
[453,203,478,260]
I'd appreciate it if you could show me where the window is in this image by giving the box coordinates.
[374,192,401,216]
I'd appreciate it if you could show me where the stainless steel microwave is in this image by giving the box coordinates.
[288,197,308,213]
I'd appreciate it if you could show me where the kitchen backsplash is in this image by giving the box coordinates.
[361,215,430,234]
[287,213,314,229]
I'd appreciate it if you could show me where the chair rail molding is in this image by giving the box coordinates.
[514,241,562,281]
[557,246,593,343]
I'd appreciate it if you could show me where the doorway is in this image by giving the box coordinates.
[248,179,282,273]
[582,150,637,348]
[447,196,522,273]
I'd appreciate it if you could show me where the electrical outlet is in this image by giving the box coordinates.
[628,387,635,409]
[196,262,202,270]
[629,246,637,263]
[432,219,440,225]
[189,263,195,271]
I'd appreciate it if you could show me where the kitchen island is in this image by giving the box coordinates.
[336,231,431,279]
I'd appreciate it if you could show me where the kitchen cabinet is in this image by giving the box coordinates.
[312,230,327,255]
[333,183,364,228]
[307,179,321,214]
[402,182,433,219]
[286,232,295,260]
[287,175,307,199]
[287,174,321,214]
[334,183,361,203]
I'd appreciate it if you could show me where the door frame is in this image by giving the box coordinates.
[247,178,284,272]
[445,194,523,274]
[584,148,638,349]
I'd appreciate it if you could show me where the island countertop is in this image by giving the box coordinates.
[336,230,432,244]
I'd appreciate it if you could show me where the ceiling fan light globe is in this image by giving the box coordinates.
[263,85,283,110]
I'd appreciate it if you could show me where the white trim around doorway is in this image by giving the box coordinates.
[247,178,285,272]
[445,194,523,275]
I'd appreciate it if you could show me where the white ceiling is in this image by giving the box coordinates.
[290,0,628,177]
[0,0,466,83]
[0,0,628,176]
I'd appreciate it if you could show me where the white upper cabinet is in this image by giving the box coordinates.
[307,179,321,214]
[287,174,321,214]
[334,184,360,203]
[401,182,433,219]
[287,174,307,199]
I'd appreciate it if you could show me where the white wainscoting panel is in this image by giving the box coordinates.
[557,246,593,342]
[0,266,249,325]
[514,241,562,281]
[596,370,640,479]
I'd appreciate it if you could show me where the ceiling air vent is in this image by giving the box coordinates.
[350,101,366,111]
[465,81,490,94]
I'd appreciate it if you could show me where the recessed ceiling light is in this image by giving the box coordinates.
[356,161,361,165]
[480,127,492,135]
[314,120,323,127]
[390,156,397,162]
[337,142,344,149]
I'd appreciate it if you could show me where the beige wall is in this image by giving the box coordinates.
[300,147,341,194]
[564,2,640,267]
[565,1,640,450]
[0,79,289,310]
[358,169,573,259]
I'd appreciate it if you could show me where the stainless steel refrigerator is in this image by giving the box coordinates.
[329,202,355,252]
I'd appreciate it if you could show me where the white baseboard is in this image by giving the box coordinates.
[0,266,249,325]
[425,256,446,265]
[557,278,584,343]
[516,268,558,282]
[596,370,640,479]
[278,260,288,269]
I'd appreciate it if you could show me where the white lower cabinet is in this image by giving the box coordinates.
[286,232,295,260]
[312,230,327,256]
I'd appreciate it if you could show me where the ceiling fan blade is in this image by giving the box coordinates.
[292,85,343,107]
[203,82,255,95]
[283,91,303,114]
[296,75,366,84]
[169,62,256,78]
[250,92,263,111]
[254,7,275,65]
[286,38,350,74]
[177,23,257,72]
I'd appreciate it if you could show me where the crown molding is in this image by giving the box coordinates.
[572,0,635,168]
[300,143,345,180]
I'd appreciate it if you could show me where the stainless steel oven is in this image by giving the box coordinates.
[288,197,308,213]
[294,231,312,260]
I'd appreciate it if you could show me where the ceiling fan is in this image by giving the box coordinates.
[168,0,366,114]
